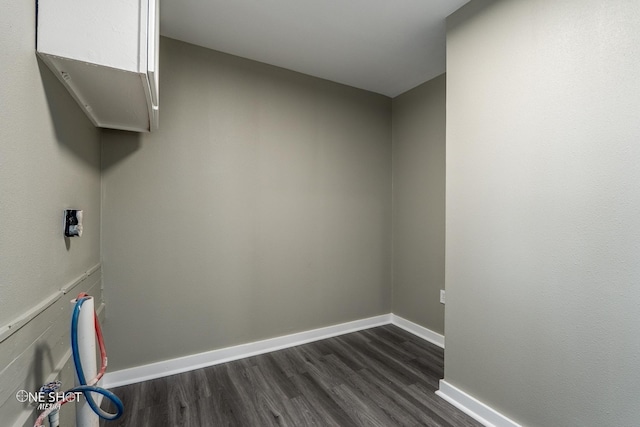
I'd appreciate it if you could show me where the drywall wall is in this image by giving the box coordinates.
[445,0,640,425]
[391,74,446,333]
[0,1,102,425]
[101,37,392,370]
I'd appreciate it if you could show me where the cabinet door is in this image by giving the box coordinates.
[148,0,160,107]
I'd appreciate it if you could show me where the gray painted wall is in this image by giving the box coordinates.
[445,1,640,425]
[0,1,102,425]
[101,37,392,370]
[391,75,446,333]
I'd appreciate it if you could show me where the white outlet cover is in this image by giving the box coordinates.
[440,290,446,304]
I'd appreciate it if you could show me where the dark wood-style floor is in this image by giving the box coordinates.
[100,325,481,426]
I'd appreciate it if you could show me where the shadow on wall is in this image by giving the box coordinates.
[100,129,142,172]
[37,58,101,166]
[23,342,54,407]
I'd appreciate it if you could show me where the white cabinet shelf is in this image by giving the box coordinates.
[37,0,159,132]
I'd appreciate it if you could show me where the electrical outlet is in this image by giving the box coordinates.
[440,290,445,304]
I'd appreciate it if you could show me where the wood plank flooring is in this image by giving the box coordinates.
[100,325,482,426]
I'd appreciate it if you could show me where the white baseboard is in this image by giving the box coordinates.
[103,313,447,389]
[436,380,522,427]
[391,314,445,348]
[103,313,516,427]
[102,314,392,388]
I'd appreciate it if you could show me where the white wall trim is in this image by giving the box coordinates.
[390,314,445,348]
[103,313,449,389]
[102,314,392,388]
[103,314,521,427]
[0,262,101,343]
[436,380,522,427]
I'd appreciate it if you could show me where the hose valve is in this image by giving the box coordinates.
[38,381,62,427]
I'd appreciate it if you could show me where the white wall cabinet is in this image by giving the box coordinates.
[37,0,159,132]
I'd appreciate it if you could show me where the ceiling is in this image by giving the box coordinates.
[160,0,469,98]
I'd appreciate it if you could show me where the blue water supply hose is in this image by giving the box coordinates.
[33,295,124,427]
[70,296,124,421]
